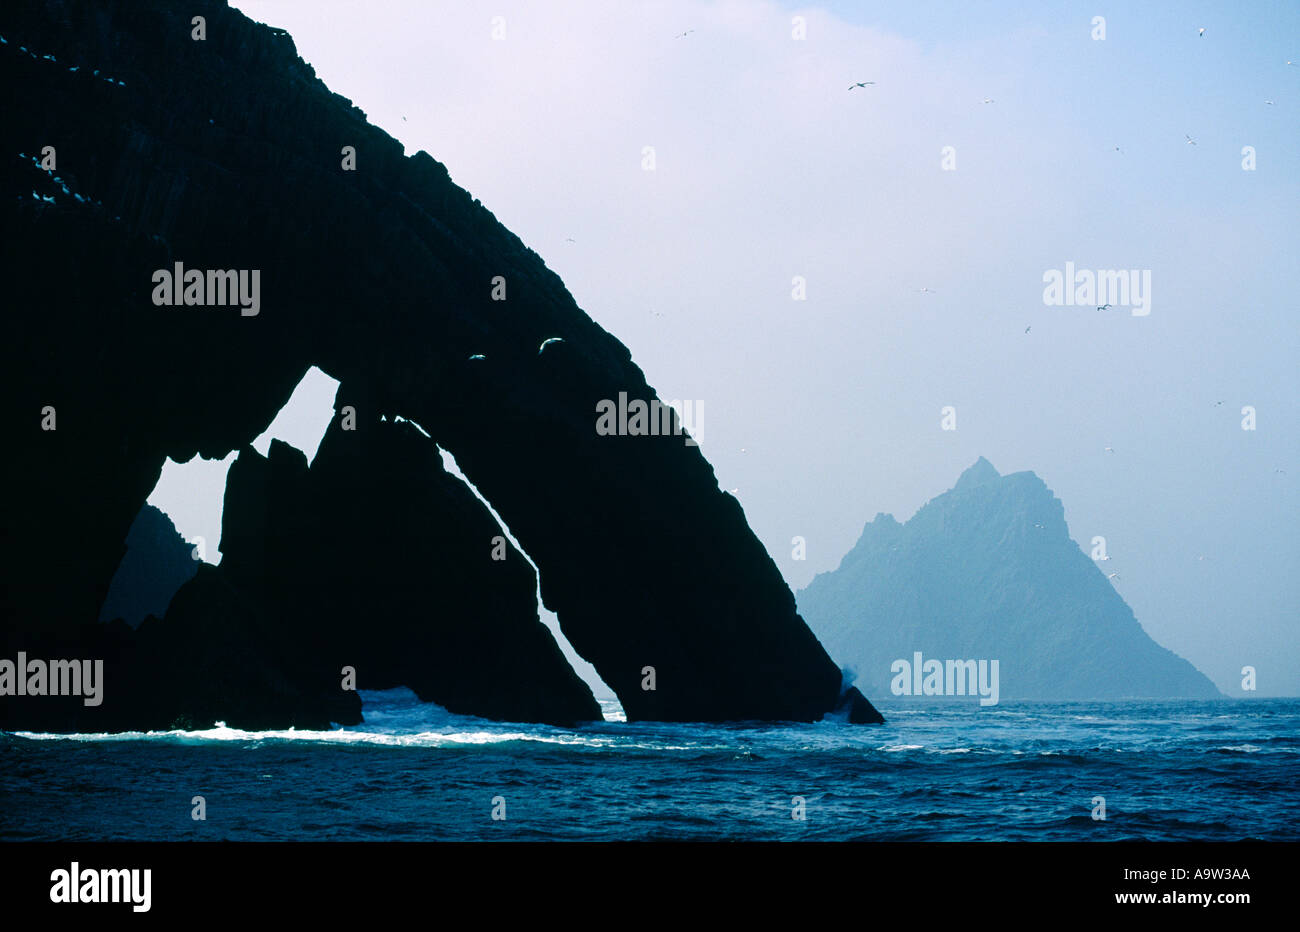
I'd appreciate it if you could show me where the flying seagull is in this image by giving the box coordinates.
[1265,100,1275,106]
[848,81,876,90]
[1024,325,1031,334]
[981,97,995,104]
[564,237,576,243]
[468,354,486,361]
[1097,304,1112,311]
[675,29,695,39]
[1114,146,1123,154]
[1104,446,1115,453]
[1108,573,1121,580]
[1198,27,1206,37]
[916,287,937,294]
[1185,134,1197,146]
[1213,400,1224,406]
[538,337,564,354]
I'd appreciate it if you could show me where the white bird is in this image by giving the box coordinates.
[916,287,937,294]
[675,29,695,39]
[1024,325,1031,334]
[564,237,576,243]
[1104,446,1114,453]
[468,354,486,361]
[1288,60,1298,66]
[1275,468,1287,475]
[848,81,876,90]
[538,337,564,354]
[1033,523,1045,529]
[68,66,78,72]
[1198,27,1206,37]
[727,488,740,495]
[981,97,995,104]
[1265,100,1275,106]
[1108,573,1121,581]
[1185,134,1197,146]
[1098,555,1112,561]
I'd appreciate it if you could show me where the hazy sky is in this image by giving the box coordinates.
[152,0,1299,697]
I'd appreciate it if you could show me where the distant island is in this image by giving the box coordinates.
[798,457,1221,701]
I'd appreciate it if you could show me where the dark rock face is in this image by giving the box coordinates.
[210,405,602,725]
[1,1,881,728]
[98,504,199,626]
[799,458,1222,700]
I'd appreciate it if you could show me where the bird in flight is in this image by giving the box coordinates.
[1198,27,1206,37]
[538,337,564,354]
[848,81,876,90]
[1185,134,1197,145]
[1107,573,1122,581]
[468,354,486,361]
[1114,146,1123,154]
[564,237,576,243]
[1104,446,1115,453]
[1024,325,1031,334]
[675,29,695,39]
[1265,100,1275,106]
[916,287,937,294]
[1213,400,1224,407]
[1097,304,1112,311]
[981,97,995,104]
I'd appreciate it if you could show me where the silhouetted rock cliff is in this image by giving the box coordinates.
[98,504,198,626]
[0,0,880,728]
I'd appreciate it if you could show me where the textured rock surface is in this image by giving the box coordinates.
[799,458,1222,700]
[1,0,881,727]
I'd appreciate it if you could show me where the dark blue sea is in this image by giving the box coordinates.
[3,691,1296,841]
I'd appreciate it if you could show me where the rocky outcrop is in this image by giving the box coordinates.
[98,504,198,626]
[1,0,881,728]
[208,402,602,725]
[799,458,1221,700]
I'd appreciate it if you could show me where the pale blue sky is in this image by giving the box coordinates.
[151,0,1299,696]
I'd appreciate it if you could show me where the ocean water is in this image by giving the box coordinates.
[2,691,1296,841]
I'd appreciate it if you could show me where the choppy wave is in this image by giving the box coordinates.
[3,694,1297,841]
